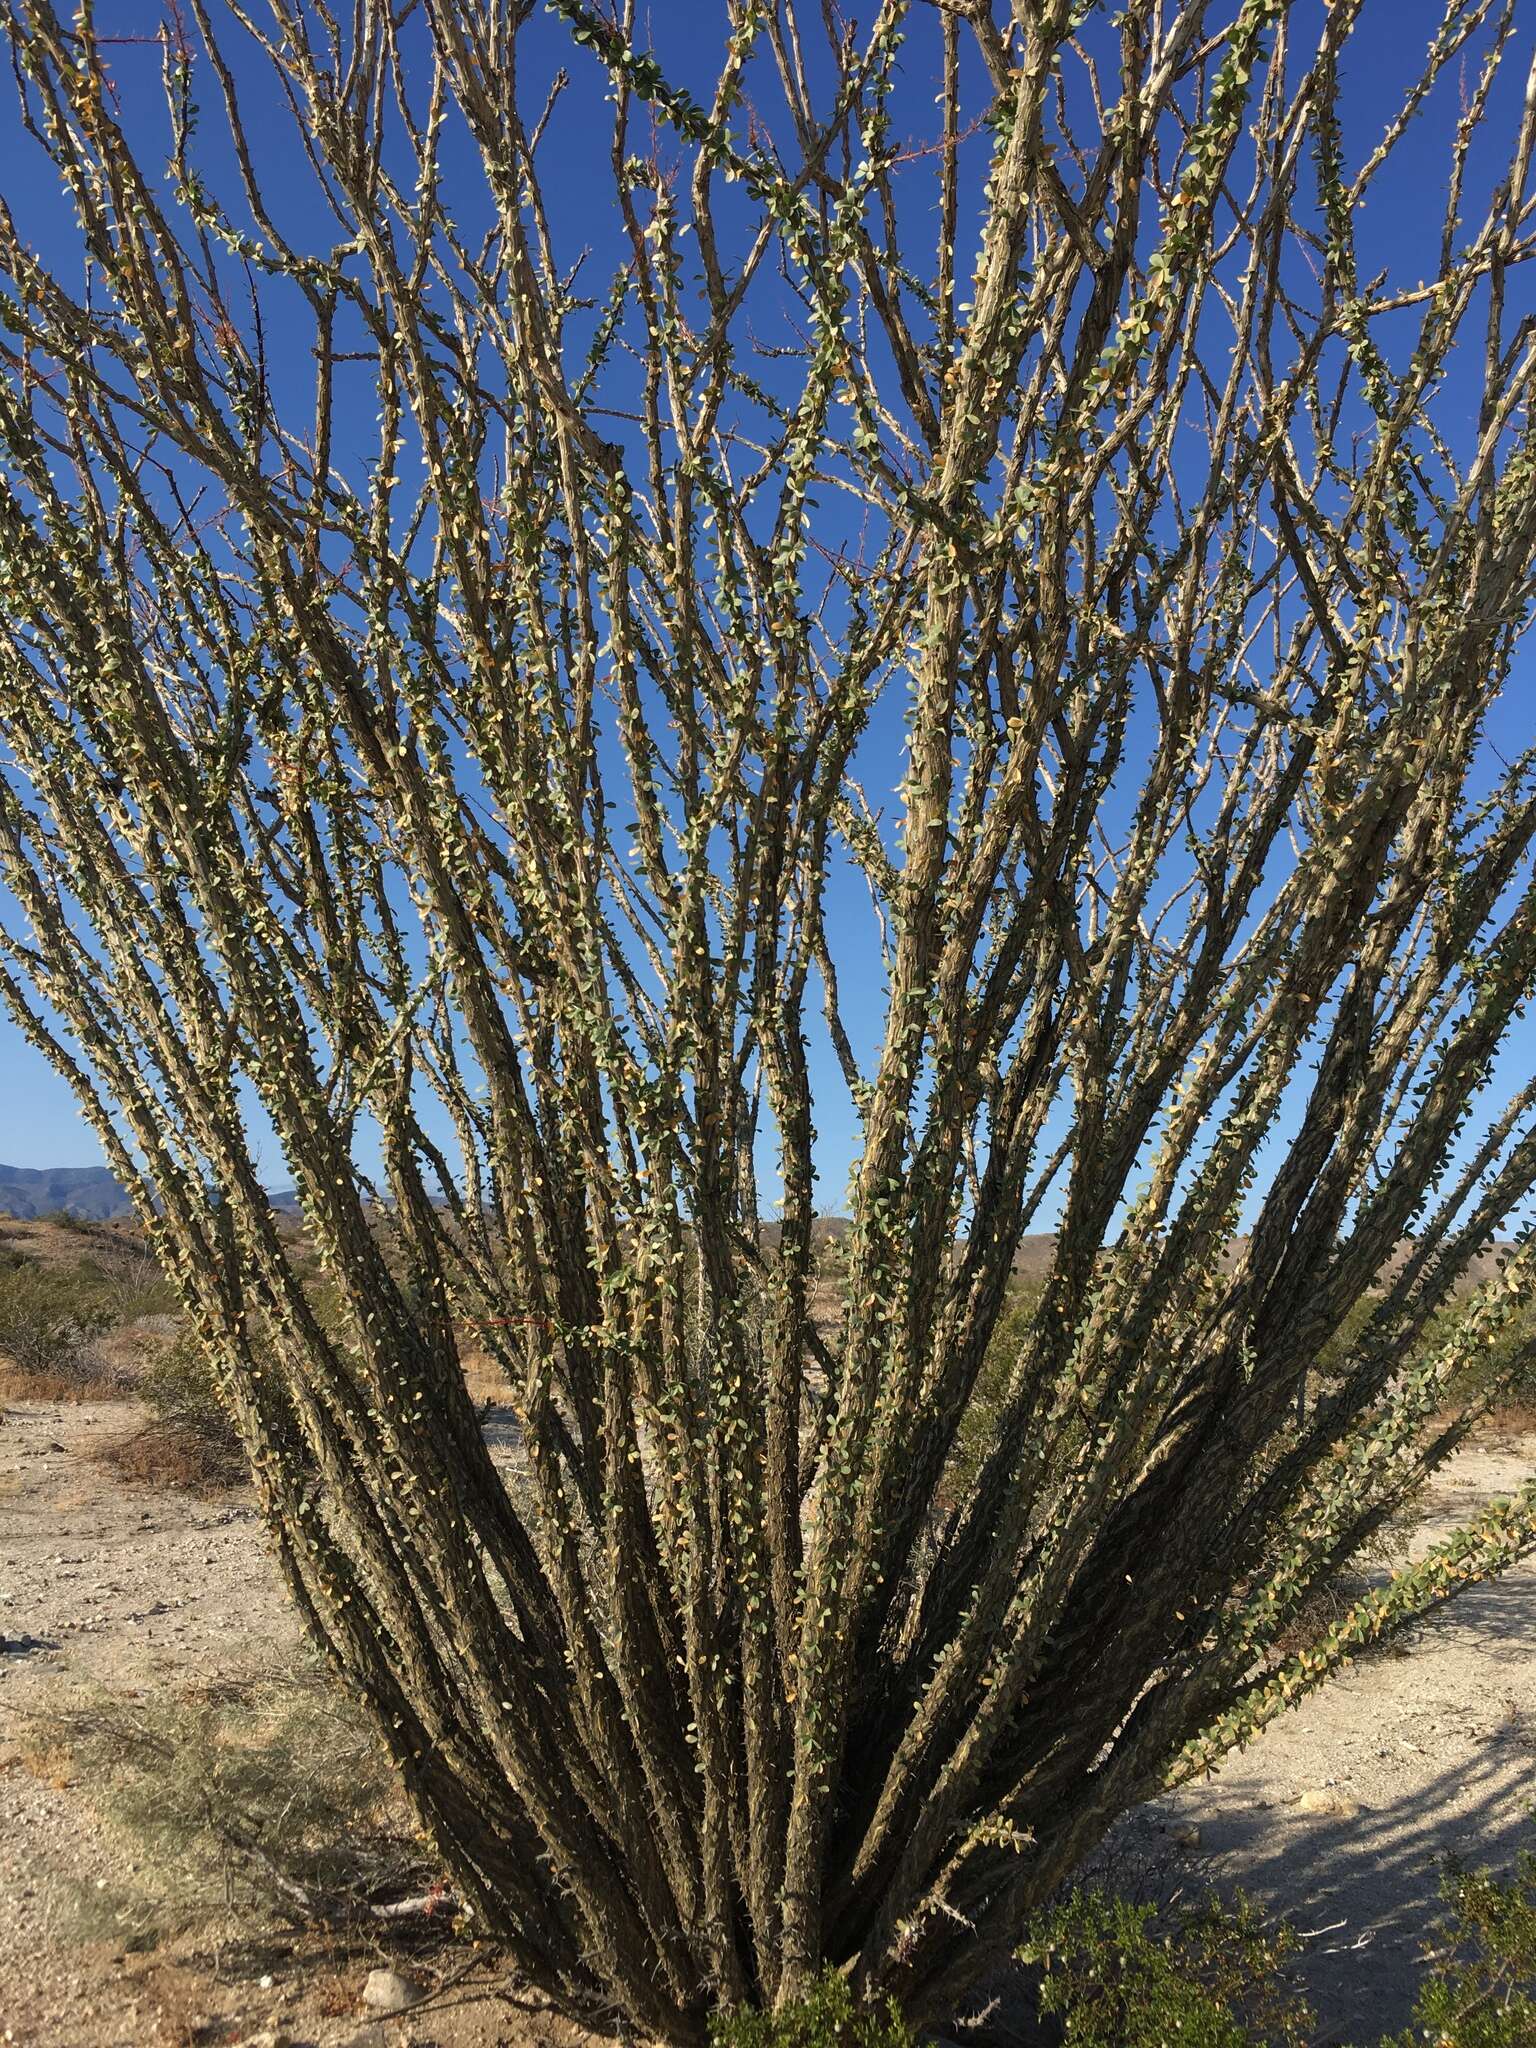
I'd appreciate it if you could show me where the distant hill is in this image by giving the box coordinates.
[0,1162,137,1220]
[0,1162,302,1222]
[0,1168,1515,1293]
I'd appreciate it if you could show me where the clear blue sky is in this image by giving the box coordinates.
[0,0,1531,1233]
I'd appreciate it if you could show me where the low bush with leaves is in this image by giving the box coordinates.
[0,1230,249,1484]
[1019,1887,1314,2048]
[0,1228,180,1401]
[1379,1847,1536,2048]
[1312,1277,1536,1426]
[710,1970,914,2048]
[712,1849,1536,2048]
[1444,1293,1536,1423]
[1011,1847,1536,2048]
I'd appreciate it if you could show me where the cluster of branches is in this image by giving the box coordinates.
[1,0,1536,2035]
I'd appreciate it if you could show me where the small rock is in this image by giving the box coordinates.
[1171,1823,1202,1850]
[236,2031,298,2048]
[1293,1790,1361,1818]
[361,1968,423,2015]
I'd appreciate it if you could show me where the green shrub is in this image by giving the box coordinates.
[717,1852,1536,2048]
[0,1229,181,1399]
[1315,1279,1536,1419]
[0,1254,117,1392]
[1380,1847,1536,2048]
[1446,1292,1536,1416]
[1018,1887,1313,2048]
[86,1236,181,1323]
[1012,1848,1536,2048]
[711,1971,913,2048]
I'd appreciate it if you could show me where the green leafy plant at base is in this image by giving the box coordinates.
[1005,1850,1536,2048]
[715,1849,1536,2048]
[711,1971,914,2048]
[1018,1888,1313,2048]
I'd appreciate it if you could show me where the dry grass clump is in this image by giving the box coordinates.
[97,1415,245,1492]
[96,1329,248,1492]
[1483,1398,1536,1438]
[22,1664,439,1953]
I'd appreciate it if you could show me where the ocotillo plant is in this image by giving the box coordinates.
[2,0,1536,2034]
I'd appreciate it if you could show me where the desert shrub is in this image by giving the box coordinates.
[39,1205,88,1231]
[712,1894,1307,2048]
[37,1666,432,1946]
[1011,1850,1536,2048]
[1314,1276,1536,1424]
[0,1253,117,1395]
[711,1972,914,2048]
[86,1237,182,1324]
[0,1227,181,1398]
[1443,1291,1536,1420]
[1380,1847,1536,2048]
[1018,1888,1313,2048]
[124,1327,247,1486]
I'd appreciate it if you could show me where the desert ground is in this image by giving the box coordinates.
[1,1363,1532,2045]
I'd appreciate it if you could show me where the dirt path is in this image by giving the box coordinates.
[2,1398,1532,2046]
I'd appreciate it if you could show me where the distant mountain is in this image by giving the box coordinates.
[0,1162,303,1222]
[0,1161,137,1220]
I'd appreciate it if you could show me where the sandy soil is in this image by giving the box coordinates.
[0,1397,554,2048]
[1150,1427,1536,2044]
[1,1396,1532,2048]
